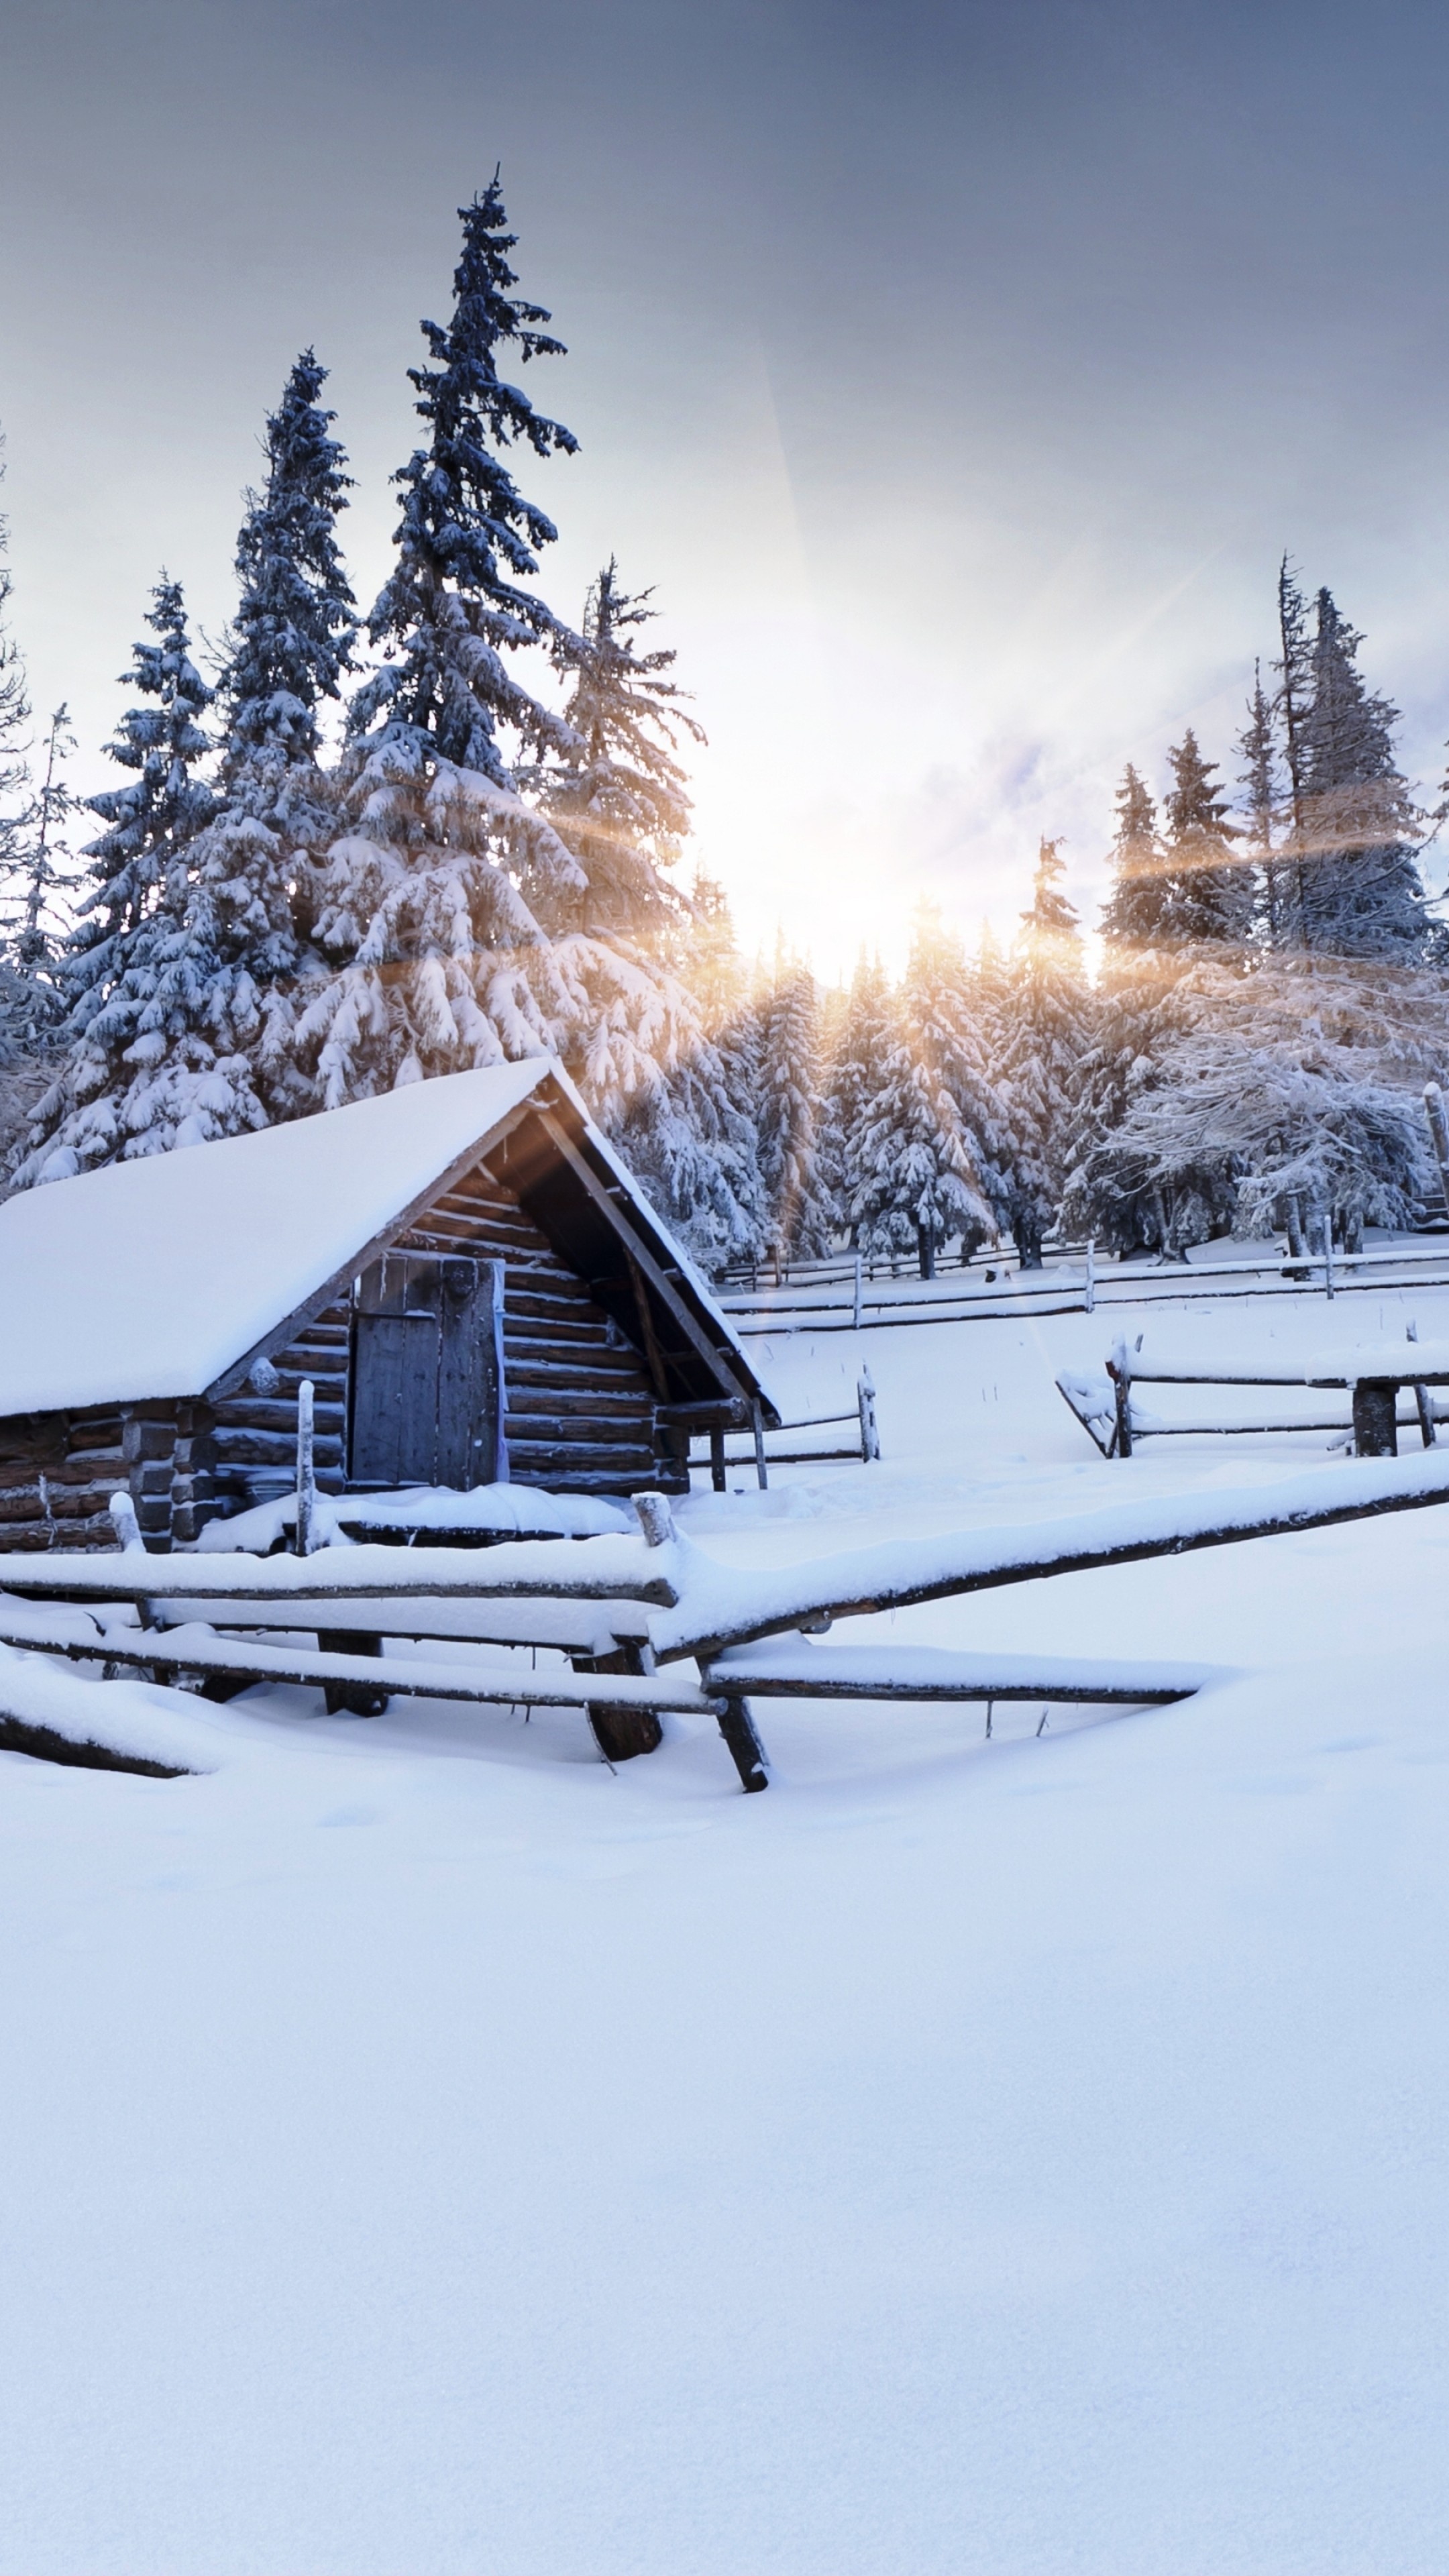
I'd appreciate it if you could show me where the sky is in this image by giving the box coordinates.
[3,0,1449,978]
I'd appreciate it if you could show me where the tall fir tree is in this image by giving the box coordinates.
[0,704,84,1054]
[1297,588,1425,957]
[1272,554,1316,941]
[537,559,705,1122]
[224,347,358,761]
[299,182,586,1106]
[0,441,30,912]
[824,950,894,1236]
[1099,762,1170,954]
[22,359,360,1175]
[1237,659,1284,943]
[173,345,359,1129]
[757,955,834,1260]
[849,908,998,1277]
[19,580,215,1181]
[996,839,1091,1265]
[1073,771,1185,1251]
[684,870,747,1038]
[1161,728,1251,950]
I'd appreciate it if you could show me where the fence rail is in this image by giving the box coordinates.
[719,1238,1449,1333]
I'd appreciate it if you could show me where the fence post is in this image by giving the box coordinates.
[853,1249,863,1331]
[1323,1214,1334,1302]
[1084,1238,1095,1315]
[1407,1321,1436,1447]
[1426,1084,1449,1220]
[633,1491,676,1548]
[295,1379,318,1556]
[857,1367,880,1461]
[1106,1337,1133,1460]
[751,1399,769,1491]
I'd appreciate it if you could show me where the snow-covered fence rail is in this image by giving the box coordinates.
[0,1603,724,1723]
[11,1452,1449,1791]
[1059,1328,1449,1460]
[720,1240,1449,1334]
[686,1371,881,1488]
[646,1447,1449,1661]
[0,1534,683,1610]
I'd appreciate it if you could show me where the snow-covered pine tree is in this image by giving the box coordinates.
[164,345,360,1130]
[1099,762,1171,953]
[1297,588,1426,957]
[0,442,29,907]
[996,839,1091,1265]
[684,871,747,1039]
[1161,728,1252,951]
[1068,951,1444,1254]
[225,348,358,765]
[824,951,894,1235]
[299,182,586,1106]
[1238,659,1285,944]
[757,955,834,1261]
[21,358,360,1176]
[0,704,84,1053]
[614,1028,767,1276]
[850,908,998,1278]
[536,558,704,1120]
[1068,771,1189,1253]
[18,580,215,1181]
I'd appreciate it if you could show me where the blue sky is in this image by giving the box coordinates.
[3,0,1448,971]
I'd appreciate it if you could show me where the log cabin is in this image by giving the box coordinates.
[0,1061,779,1550]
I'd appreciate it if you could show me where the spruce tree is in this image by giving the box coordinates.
[104,350,360,1154]
[22,354,361,1176]
[1099,762,1170,953]
[684,870,748,1038]
[537,559,705,1122]
[1162,728,1251,951]
[825,951,894,1236]
[1238,660,1284,943]
[0,442,30,908]
[18,580,215,1180]
[996,839,1091,1265]
[224,347,358,760]
[0,704,83,1054]
[850,910,998,1277]
[300,181,584,1106]
[1297,588,1425,957]
[1273,555,1315,941]
[757,956,834,1260]
[1074,773,1184,1252]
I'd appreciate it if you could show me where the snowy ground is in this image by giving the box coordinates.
[4,1275,1449,2572]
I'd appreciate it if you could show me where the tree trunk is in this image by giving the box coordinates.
[917,1227,936,1281]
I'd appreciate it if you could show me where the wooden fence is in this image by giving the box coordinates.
[716,1238,1449,1334]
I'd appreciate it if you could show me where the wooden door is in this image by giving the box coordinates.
[349,1253,505,1489]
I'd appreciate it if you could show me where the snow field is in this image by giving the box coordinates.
[3,1281,1449,2571]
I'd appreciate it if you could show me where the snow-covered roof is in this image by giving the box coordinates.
[0,1062,760,1419]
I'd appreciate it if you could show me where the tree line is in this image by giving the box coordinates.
[1,181,1444,1277]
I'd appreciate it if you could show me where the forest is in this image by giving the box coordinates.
[1,180,1444,1281]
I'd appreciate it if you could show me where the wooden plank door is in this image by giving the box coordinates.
[349,1254,505,1489]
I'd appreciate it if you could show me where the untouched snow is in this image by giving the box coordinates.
[5,1279,1449,2571]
